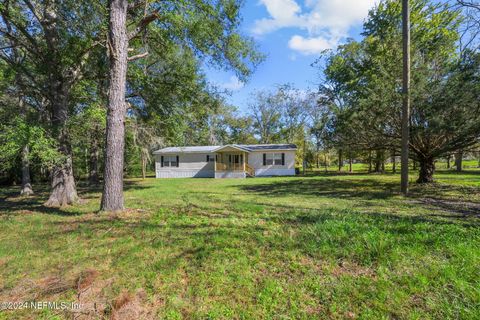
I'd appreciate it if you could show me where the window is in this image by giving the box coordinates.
[163,155,178,167]
[274,153,282,165]
[207,155,214,162]
[264,153,284,166]
[265,153,274,165]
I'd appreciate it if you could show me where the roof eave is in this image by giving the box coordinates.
[153,150,216,154]
[212,145,251,153]
[248,148,297,152]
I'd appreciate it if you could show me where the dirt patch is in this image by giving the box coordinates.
[296,256,376,279]
[37,276,74,296]
[17,210,36,215]
[73,269,114,319]
[0,275,74,302]
[0,256,11,268]
[332,260,376,278]
[305,304,324,316]
[111,289,153,320]
[0,269,141,319]
[76,269,100,291]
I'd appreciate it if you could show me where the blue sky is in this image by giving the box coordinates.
[205,0,378,113]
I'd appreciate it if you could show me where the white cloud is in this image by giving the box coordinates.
[219,76,244,91]
[288,35,336,55]
[252,0,303,35]
[253,0,378,55]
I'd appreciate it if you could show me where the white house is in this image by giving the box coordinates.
[153,144,297,178]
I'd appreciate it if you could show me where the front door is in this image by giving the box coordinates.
[228,154,243,170]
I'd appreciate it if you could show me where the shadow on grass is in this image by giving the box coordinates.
[434,169,480,176]
[237,178,398,200]
[0,185,74,216]
[33,202,479,277]
[0,180,153,217]
[236,177,480,220]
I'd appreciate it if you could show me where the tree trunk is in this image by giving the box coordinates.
[45,88,78,207]
[412,161,417,171]
[368,150,372,173]
[88,129,100,185]
[391,150,396,174]
[18,86,33,196]
[417,157,435,183]
[349,151,353,173]
[101,0,129,212]
[43,2,78,207]
[20,145,34,196]
[446,155,451,169]
[141,153,146,179]
[455,151,463,172]
[338,149,343,172]
[324,153,328,173]
[302,138,306,175]
[374,150,382,173]
[401,0,411,195]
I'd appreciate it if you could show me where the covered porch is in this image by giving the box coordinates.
[213,145,255,178]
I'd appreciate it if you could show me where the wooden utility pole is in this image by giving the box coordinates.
[401,0,410,195]
[302,137,306,175]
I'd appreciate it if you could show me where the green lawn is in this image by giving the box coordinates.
[0,171,479,319]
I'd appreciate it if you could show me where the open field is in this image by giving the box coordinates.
[0,171,479,319]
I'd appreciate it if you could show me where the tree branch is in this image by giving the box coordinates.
[128,51,149,61]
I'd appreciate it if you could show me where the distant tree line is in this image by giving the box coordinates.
[314,0,480,183]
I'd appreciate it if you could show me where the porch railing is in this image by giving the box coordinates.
[245,164,255,176]
[215,162,244,171]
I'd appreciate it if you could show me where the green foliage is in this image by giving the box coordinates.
[319,0,480,180]
[0,0,264,182]
[0,117,60,172]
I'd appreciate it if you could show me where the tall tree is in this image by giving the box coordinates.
[249,90,282,144]
[319,0,480,183]
[101,0,128,211]
[0,1,104,206]
[101,0,262,211]
[401,0,410,194]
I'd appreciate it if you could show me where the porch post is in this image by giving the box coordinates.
[243,152,246,171]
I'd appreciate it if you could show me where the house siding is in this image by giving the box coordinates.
[248,151,296,176]
[154,148,296,178]
[155,153,214,178]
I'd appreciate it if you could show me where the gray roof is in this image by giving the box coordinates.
[153,144,297,154]
[238,144,297,151]
[153,146,220,154]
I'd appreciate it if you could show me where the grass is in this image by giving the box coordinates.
[0,170,479,319]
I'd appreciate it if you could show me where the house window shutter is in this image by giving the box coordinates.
[206,155,210,162]
[176,155,179,167]
[263,153,266,166]
[281,153,285,166]
[161,156,164,167]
